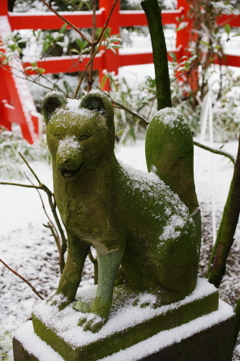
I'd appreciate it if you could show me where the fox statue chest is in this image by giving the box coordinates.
[52,162,124,251]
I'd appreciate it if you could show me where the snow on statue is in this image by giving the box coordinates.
[42,90,201,333]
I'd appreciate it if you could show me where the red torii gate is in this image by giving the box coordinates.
[0,0,239,143]
[0,1,40,144]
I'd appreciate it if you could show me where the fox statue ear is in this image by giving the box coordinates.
[81,94,106,116]
[42,92,67,124]
[81,91,115,147]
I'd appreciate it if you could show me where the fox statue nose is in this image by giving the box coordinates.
[56,138,83,175]
[56,154,72,170]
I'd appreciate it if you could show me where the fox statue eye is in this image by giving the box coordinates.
[54,134,61,140]
[79,135,90,141]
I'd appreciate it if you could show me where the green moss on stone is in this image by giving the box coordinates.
[41,91,201,332]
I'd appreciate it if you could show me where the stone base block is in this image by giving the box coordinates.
[13,279,235,361]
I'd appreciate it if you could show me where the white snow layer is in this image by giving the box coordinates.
[98,300,233,361]
[32,278,219,349]
[14,321,65,361]
[14,296,233,361]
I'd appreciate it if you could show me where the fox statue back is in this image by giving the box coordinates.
[42,90,201,333]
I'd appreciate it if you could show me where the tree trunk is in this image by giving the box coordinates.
[208,135,240,287]
[141,0,172,110]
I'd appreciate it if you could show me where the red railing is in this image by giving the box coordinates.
[0,0,239,143]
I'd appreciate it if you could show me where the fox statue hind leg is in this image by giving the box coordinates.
[145,107,201,285]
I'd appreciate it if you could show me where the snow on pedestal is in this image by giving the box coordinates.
[13,278,235,361]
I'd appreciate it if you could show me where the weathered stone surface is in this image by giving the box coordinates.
[139,317,235,361]
[13,338,39,361]
[13,288,234,361]
[42,90,201,332]
[29,280,218,361]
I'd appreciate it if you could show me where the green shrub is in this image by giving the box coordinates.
[0,128,51,179]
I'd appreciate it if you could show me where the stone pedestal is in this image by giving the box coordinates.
[13,279,235,361]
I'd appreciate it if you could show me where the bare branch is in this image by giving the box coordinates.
[39,0,91,44]
[0,182,41,190]
[88,248,97,264]
[113,100,149,124]
[37,188,65,273]
[25,173,61,254]
[88,0,97,92]
[43,222,65,272]
[193,140,235,165]
[73,45,99,99]
[73,0,119,98]
[20,156,67,272]
[0,64,54,92]
[0,259,44,300]
[19,152,41,184]
[94,0,119,45]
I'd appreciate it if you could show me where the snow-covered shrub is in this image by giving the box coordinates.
[99,64,240,143]
[171,63,240,141]
[0,128,51,179]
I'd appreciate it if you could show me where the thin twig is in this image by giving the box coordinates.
[39,0,91,44]
[24,172,64,273]
[88,248,98,285]
[88,248,97,264]
[94,0,119,45]
[0,182,41,190]
[19,152,41,183]
[73,46,99,98]
[44,222,61,254]
[0,64,55,92]
[0,259,44,300]
[193,140,235,165]
[41,203,64,271]
[113,100,149,124]
[88,0,97,92]
[20,153,67,269]
[73,0,119,98]
[43,222,65,271]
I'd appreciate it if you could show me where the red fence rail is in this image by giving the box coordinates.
[0,0,240,142]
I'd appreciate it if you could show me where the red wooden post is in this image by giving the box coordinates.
[0,1,40,143]
[0,0,8,15]
[176,0,190,58]
[0,69,12,131]
[98,0,120,90]
[176,0,198,93]
[0,0,12,131]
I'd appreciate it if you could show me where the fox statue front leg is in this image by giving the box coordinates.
[78,248,124,333]
[52,231,90,310]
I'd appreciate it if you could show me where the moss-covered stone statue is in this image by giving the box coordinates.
[42,90,201,333]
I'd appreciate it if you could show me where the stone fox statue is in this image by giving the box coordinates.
[42,90,201,333]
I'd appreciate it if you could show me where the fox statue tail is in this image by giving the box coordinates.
[145,107,201,241]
